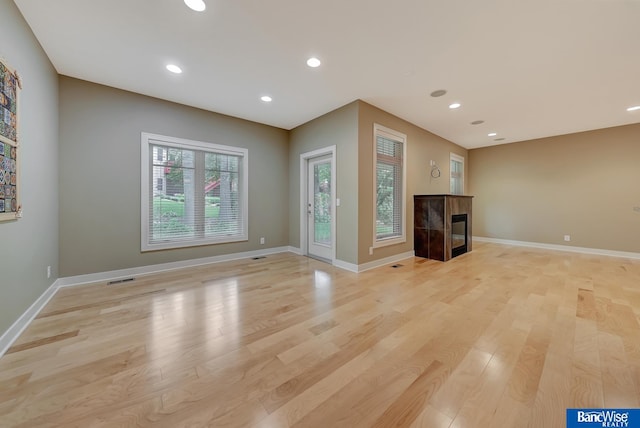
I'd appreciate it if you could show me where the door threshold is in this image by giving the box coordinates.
[305,254,333,265]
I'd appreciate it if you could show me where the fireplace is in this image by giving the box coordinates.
[451,214,468,258]
[414,194,473,261]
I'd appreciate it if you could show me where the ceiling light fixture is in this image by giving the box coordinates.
[627,105,640,112]
[430,89,447,97]
[184,0,206,12]
[306,57,321,68]
[166,64,183,74]
[471,120,484,125]
[488,132,497,137]
[261,95,272,102]
[449,103,461,109]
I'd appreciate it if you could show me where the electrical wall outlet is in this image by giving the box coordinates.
[563,235,571,242]
[47,266,51,279]
[260,237,265,245]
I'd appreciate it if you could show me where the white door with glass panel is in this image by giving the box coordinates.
[307,156,333,260]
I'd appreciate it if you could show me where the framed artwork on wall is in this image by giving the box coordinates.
[0,57,21,222]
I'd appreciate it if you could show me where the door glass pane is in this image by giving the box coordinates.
[313,162,331,245]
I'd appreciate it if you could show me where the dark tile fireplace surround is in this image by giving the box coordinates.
[414,194,473,262]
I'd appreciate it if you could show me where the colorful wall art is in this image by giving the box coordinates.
[0,58,20,221]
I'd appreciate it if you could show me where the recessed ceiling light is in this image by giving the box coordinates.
[471,120,484,125]
[261,95,272,102]
[306,57,321,68]
[184,0,206,12]
[166,64,182,74]
[449,103,461,109]
[430,89,447,97]
[627,105,640,112]
[488,132,497,137]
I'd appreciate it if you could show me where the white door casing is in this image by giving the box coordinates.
[299,146,336,263]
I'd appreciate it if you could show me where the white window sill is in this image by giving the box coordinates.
[372,236,406,249]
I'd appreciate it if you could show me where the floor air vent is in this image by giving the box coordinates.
[108,277,135,285]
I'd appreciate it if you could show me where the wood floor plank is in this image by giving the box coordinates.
[258,341,387,427]
[598,330,640,407]
[408,404,452,428]
[259,310,408,413]
[571,317,604,407]
[429,347,492,419]
[370,359,446,428]
[449,327,530,428]
[5,330,79,354]
[525,303,576,428]
[1,244,640,427]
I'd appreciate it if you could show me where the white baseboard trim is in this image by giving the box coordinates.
[333,259,359,273]
[0,279,61,358]
[356,251,416,272]
[57,246,292,288]
[333,251,416,273]
[287,246,303,256]
[474,236,640,260]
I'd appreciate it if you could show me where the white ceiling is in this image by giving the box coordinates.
[14,0,640,149]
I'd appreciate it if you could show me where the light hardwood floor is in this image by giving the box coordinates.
[1,242,639,427]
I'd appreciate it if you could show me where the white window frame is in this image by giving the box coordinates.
[372,123,407,248]
[141,132,248,251]
[450,152,465,195]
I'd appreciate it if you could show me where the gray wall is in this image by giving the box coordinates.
[289,100,469,266]
[469,123,640,252]
[59,77,289,276]
[289,101,359,264]
[358,101,468,264]
[0,1,59,333]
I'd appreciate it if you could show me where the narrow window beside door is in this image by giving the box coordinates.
[373,124,407,247]
[450,153,464,195]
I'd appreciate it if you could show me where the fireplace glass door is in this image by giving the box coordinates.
[451,214,467,258]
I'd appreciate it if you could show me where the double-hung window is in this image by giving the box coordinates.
[373,124,407,247]
[141,132,248,251]
[450,153,464,195]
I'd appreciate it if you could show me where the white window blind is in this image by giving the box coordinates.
[374,124,406,246]
[141,133,248,251]
[450,153,464,195]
